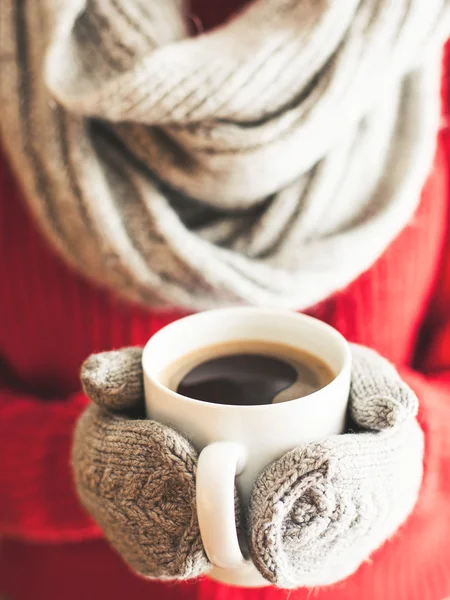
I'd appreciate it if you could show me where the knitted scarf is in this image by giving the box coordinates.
[1,0,449,310]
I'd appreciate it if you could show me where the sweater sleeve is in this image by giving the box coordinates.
[0,381,102,542]
[399,174,450,513]
[398,370,450,513]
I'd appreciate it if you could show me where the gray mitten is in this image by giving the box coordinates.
[248,344,424,588]
[72,348,209,580]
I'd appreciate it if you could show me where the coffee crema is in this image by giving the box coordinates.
[161,340,334,406]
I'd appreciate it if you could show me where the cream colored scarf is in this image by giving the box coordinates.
[1,0,449,309]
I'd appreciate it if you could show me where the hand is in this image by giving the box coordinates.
[248,344,424,589]
[72,348,209,580]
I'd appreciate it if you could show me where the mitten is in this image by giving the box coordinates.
[72,348,209,580]
[248,344,424,588]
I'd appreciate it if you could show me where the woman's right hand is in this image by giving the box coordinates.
[72,348,210,580]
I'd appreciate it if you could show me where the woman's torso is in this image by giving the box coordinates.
[1,1,450,599]
[1,129,449,600]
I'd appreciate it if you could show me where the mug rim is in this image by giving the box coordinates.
[142,307,352,412]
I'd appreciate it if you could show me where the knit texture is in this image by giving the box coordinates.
[248,345,424,588]
[73,348,210,580]
[74,345,424,588]
[81,347,144,410]
[0,0,448,309]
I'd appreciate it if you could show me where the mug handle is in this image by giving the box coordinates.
[196,441,247,569]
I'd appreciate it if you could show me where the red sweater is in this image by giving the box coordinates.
[1,3,450,599]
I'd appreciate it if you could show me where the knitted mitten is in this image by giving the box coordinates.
[72,348,210,580]
[248,344,424,588]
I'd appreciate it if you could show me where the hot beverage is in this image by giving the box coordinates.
[161,340,334,406]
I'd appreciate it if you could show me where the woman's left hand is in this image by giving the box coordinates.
[248,345,424,589]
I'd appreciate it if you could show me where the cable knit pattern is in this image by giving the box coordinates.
[248,345,424,588]
[72,348,210,580]
[0,0,449,309]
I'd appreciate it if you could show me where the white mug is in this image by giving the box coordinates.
[143,308,352,588]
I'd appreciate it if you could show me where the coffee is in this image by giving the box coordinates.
[161,340,334,406]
